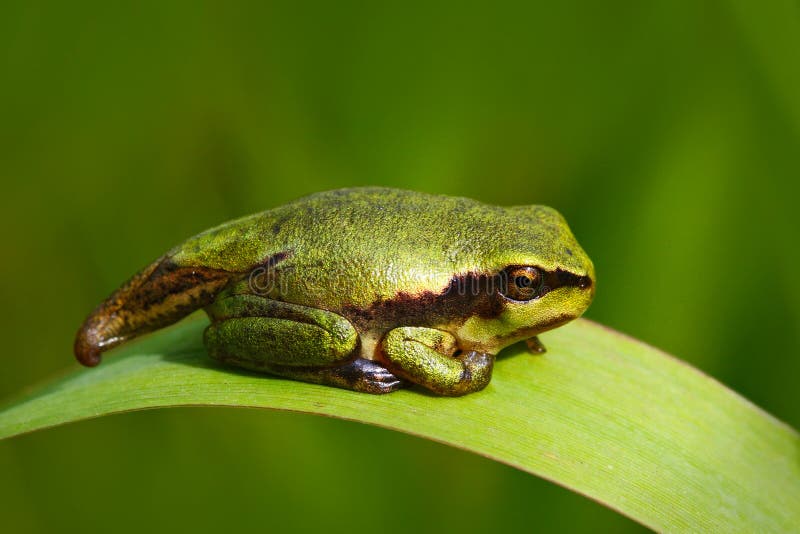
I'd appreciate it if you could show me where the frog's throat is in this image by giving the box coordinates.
[74,256,237,366]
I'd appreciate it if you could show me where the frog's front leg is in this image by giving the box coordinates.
[204,295,405,394]
[378,327,494,396]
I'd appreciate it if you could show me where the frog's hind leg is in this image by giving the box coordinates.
[203,295,406,394]
[206,330,406,394]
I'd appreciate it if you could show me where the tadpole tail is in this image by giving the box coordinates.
[74,255,237,367]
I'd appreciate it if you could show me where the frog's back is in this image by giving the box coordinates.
[168,188,503,309]
[171,188,483,266]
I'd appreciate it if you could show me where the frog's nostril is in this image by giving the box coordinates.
[578,276,592,290]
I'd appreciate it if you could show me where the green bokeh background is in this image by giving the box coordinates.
[2,2,798,532]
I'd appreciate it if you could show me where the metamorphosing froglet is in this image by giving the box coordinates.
[75,188,595,396]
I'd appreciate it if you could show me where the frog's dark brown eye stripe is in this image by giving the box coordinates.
[499,265,592,302]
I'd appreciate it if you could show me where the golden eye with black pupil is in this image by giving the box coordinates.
[502,266,542,301]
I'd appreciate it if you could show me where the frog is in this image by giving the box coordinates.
[74,187,595,396]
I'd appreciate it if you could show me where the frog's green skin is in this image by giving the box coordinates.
[75,187,595,396]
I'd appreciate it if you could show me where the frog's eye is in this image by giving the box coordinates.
[501,266,543,301]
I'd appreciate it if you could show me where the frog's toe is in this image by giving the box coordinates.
[525,336,547,354]
[334,358,408,394]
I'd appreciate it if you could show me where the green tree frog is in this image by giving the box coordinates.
[75,188,595,396]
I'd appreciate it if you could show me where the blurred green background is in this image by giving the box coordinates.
[2,1,799,532]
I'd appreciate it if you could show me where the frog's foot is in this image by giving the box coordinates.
[320,358,408,394]
[225,358,407,394]
[378,327,495,396]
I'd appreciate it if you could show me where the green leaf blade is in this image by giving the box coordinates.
[1,316,798,532]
